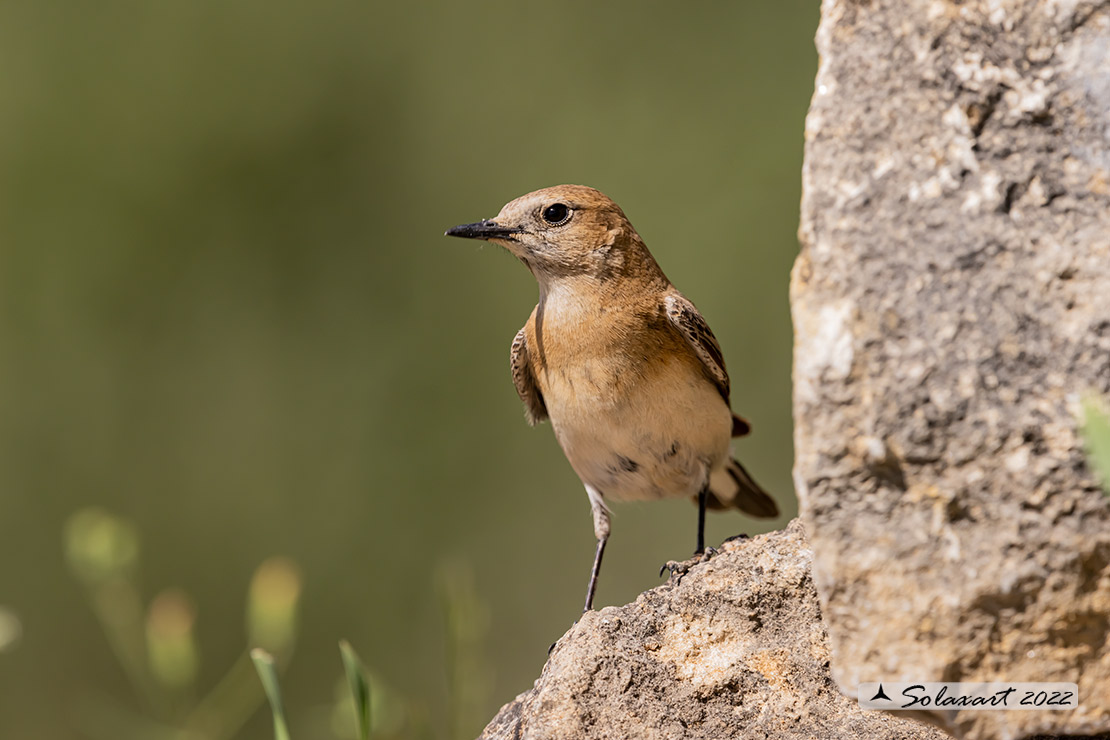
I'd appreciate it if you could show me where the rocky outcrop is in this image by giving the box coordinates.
[793,1,1110,739]
[479,522,947,740]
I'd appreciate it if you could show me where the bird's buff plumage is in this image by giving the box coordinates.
[447,185,778,612]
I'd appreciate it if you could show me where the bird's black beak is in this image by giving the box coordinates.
[445,219,521,241]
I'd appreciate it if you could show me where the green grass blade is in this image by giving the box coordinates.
[339,640,372,740]
[1082,394,1110,494]
[250,648,292,740]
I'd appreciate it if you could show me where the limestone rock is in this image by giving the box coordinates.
[479,521,947,740]
[794,1,1110,738]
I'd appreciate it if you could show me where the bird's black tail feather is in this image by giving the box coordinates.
[702,457,779,518]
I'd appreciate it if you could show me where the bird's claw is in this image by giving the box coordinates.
[659,546,718,581]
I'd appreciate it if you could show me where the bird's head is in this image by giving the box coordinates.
[446,185,658,284]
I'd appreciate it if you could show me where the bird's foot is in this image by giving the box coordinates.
[722,533,750,545]
[659,546,718,582]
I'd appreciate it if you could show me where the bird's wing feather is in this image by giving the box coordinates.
[664,294,731,404]
[510,326,548,425]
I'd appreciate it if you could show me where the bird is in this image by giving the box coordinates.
[446,185,778,612]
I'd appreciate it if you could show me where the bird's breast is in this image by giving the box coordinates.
[532,322,732,502]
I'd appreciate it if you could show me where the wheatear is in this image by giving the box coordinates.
[447,185,778,612]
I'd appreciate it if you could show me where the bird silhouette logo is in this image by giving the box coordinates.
[870,684,892,702]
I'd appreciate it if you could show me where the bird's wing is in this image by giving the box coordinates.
[510,326,548,425]
[664,293,731,404]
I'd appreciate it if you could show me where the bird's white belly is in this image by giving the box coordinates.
[543,356,732,502]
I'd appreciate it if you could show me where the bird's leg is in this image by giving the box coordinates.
[696,485,708,555]
[661,483,715,582]
[583,536,607,613]
[583,485,610,613]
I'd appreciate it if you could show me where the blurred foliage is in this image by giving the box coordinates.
[64,508,305,740]
[1082,394,1110,494]
[436,562,491,740]
[338,641,373,740]
[253,641,396,740]
[147,588,200,692]
[0,1,816,739]
[252,650,293,740]
[63,507,480,740]
[248,559,304,658]
[0,606,23,654]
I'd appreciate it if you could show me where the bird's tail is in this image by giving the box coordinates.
[702,457,779,518]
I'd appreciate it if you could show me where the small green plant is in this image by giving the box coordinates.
[68,507,491,740]
[339,641,373,740]
[65,507,304,740]
[253,642,375,740]
[1081,393,1110,494]
[250,564,492,740]
[251,650,292,740]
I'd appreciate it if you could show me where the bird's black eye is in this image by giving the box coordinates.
[541,203,571,226]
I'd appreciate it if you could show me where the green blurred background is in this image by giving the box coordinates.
[0,1,816,738]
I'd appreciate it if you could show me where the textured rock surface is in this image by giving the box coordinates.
[479,521,947,740]
[794,1,1110,739]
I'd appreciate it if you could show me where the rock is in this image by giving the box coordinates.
[794,1,1110,739]
[478,521,948,740]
